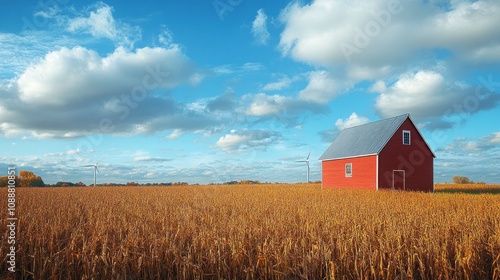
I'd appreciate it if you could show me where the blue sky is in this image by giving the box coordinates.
[1,0,499,185]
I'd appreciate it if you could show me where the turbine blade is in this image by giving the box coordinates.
[306,151,311,160]
[96,154,108,164]
[81,165,94,167]
[95,166,99,173]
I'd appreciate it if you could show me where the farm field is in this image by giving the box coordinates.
[1,184,500,279]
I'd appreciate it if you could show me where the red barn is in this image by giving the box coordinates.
[319,114,435,192]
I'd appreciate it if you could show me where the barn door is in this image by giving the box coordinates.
[392,170,405,190]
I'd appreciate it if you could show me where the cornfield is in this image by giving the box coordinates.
[1,184,499,279]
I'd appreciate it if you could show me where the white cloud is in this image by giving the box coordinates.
[16,46,194,107]
[277,0,500,128]
[34,6,62,19]
[489,132,500,144]
[429,130,500,183]
[243,92,326,119]
[166,129,184,140]
[245,93,288,117]
[423,1,500,51]
[442,132,500,153]
[0,45,220,139]
[242,62,264,72]
[133,156,171,163]
[298,70,349,103]
[252,9,270,45]
[279,0,500,68]
[262,76,293,91]
[0,32,81,79]
[67,2,141,48]
[335,113,370,131]
[158,26,175,47]
[373,70,468,119]
[215,129,280,152]
[44,148,84,157]
[466,44,500,62]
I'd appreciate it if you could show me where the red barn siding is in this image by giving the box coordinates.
[378,119,434,192]
[322,155,377,190]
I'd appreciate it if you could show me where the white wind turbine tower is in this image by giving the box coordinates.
[82,155,107,186]
[297,151,311,183]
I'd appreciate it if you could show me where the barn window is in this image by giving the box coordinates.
[345,163,352,177]
[403,130,411,145]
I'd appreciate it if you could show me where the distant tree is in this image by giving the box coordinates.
[0,176,9,187]
[56,181,79,187]
[18,170,45,187]
[239,180,260,184]
[452,176,473,184]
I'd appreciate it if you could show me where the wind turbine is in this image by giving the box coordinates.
[82,155,107,186]
[297,151,311,183]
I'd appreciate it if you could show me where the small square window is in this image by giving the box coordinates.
[403,130,411,145]
[345,163,352,177]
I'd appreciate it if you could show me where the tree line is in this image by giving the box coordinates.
[0,170,45,187]
[451,176,485,184]
[2,170,484,187]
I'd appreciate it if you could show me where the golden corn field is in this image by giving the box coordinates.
[1,183,500,279]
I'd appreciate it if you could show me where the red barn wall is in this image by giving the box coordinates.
[378,119,434,192]
[322,155,377,190]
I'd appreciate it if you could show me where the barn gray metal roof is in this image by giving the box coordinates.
[319,114,410,161]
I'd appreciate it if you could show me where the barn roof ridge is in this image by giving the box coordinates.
[319,113,413,161]
[340,113,409,132]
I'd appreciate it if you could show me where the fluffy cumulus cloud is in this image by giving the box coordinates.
[244,93,289,117]
[16,46,194,106]
[215,129,281,152]
[252,9,270,45]
[278,0,500,126]
[374,70,448,117]
[373,70,473,120]
[335,113,369,131]
[0,45,216,138]
[279,0,500,68]
[298,70,350,103]
[318,112,369,142]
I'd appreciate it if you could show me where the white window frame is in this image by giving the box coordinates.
[403,130,411,145]
[345,163,352,177]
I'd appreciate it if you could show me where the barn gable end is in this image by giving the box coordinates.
[319,114,435,191]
